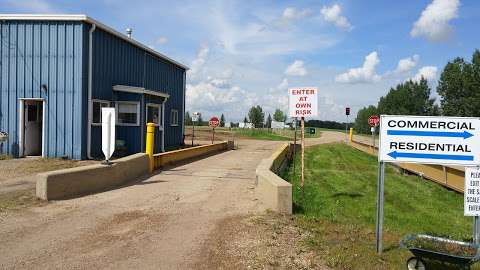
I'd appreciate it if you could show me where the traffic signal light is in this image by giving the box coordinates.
[346,107,350,116]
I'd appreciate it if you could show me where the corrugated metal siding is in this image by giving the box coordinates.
[90,27,185,156]
[0,21,85,159]
[145,54,185,149]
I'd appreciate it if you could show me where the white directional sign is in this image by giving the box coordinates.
[192,112,200,122]
[289,87,318,117]
[379,115,480,166]
[465,167,480,216]
[101,108,116,161]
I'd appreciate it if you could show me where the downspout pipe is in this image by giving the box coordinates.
[87,23,96,159]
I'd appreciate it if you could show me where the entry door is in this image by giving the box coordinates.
[24,101,43,156]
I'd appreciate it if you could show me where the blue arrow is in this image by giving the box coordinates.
[387,130,473,139]
[388,151,474,161]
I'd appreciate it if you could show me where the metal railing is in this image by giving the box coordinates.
[350,137,465,193]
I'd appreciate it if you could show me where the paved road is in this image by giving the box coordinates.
[0,131,343,269]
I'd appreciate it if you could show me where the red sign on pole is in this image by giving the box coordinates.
[209,117,220,128]
[368,115,380,127]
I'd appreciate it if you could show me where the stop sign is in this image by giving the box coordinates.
[368,115,380,127]
[209,116,220,128]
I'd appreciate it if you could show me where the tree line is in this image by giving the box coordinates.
[355,49,480,134]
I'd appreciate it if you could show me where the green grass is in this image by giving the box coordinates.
[233,128,293,141]
[233,127,321,141]
[283,143,475,269]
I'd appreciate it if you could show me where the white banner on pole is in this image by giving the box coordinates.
[288,87,318,118]
[465,167,480,216]
[102,108,116,161]
[379,115,480,166]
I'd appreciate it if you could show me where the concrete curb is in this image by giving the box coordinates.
[255,143,295,214]
[153,141,233,168]
[36,153,149,200]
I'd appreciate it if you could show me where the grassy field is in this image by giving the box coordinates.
[283,143,475,269]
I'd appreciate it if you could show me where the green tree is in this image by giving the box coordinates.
[220,114,225,127]
[248,105,265,128]
[198,114,203,126]
[184,111,192,126]
[354,105,378,134]
[273,109,285,122]
[243,116,248,124]
[266,114,272,128]
[377,78,436,116]
[437,50,480,116]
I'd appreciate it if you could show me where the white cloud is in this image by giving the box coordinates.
[4,0,56,13]
[411,66,438,82]
[188,44,209,80]
[280,7,313,25]
[396,54,420,73]
[285,60,307,76]
[186,82,257,120]
[335,51,381,84]
[320,4,353,31]
[410,0,460,42]
[156,36,168,45]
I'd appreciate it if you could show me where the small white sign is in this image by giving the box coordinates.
[192,112,200,122]
[379,115,480,166]
[101,108,116,161]
[289,87,318,118]
[271,121,285,129]
[465,167,480,216]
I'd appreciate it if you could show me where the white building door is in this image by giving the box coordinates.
[24,100,43,156]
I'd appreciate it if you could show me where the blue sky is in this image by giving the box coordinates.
[2,0,479,122]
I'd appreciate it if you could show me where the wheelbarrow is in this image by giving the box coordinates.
[400,234,480,270]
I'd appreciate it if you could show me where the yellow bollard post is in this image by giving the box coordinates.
[146,123,155,172]
[349,128,353,143]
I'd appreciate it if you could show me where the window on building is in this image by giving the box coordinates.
[170,109,178,126]
[92,100,110,125]
[116,102,140,126]
[146,103,162,126]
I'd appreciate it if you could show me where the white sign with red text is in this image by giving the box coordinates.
[289,87,318,117]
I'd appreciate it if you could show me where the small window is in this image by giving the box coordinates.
[92,100,110,125]
[146,104,162,126]
[170,109,178,126]
[116,102,140,126]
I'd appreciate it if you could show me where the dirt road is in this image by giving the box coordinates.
[0,131,343,269]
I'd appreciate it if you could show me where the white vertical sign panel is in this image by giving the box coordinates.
[289,87,318,117]
[102,108,116,160]
[465,167,480,216]
[379,115,480,166]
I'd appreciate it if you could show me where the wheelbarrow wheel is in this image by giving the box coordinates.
[406,257,426,270]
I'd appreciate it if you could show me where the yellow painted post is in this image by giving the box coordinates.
[146,123,155,172]
[349,128,353,142]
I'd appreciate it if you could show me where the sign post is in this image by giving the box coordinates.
[293,118,297,177]
[289,87,318,198]
[209,116,220,144]
[101,108,116,164]
[192,112,199,147]
[377,115,480,254]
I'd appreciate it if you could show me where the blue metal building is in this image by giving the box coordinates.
[0,14,188,159]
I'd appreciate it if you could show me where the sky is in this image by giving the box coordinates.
[1,0,479,122]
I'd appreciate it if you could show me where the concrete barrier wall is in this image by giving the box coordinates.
[350,138,465,193]
[36,153,149,200]
[153,141,233,169]
[255,143,293,214]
